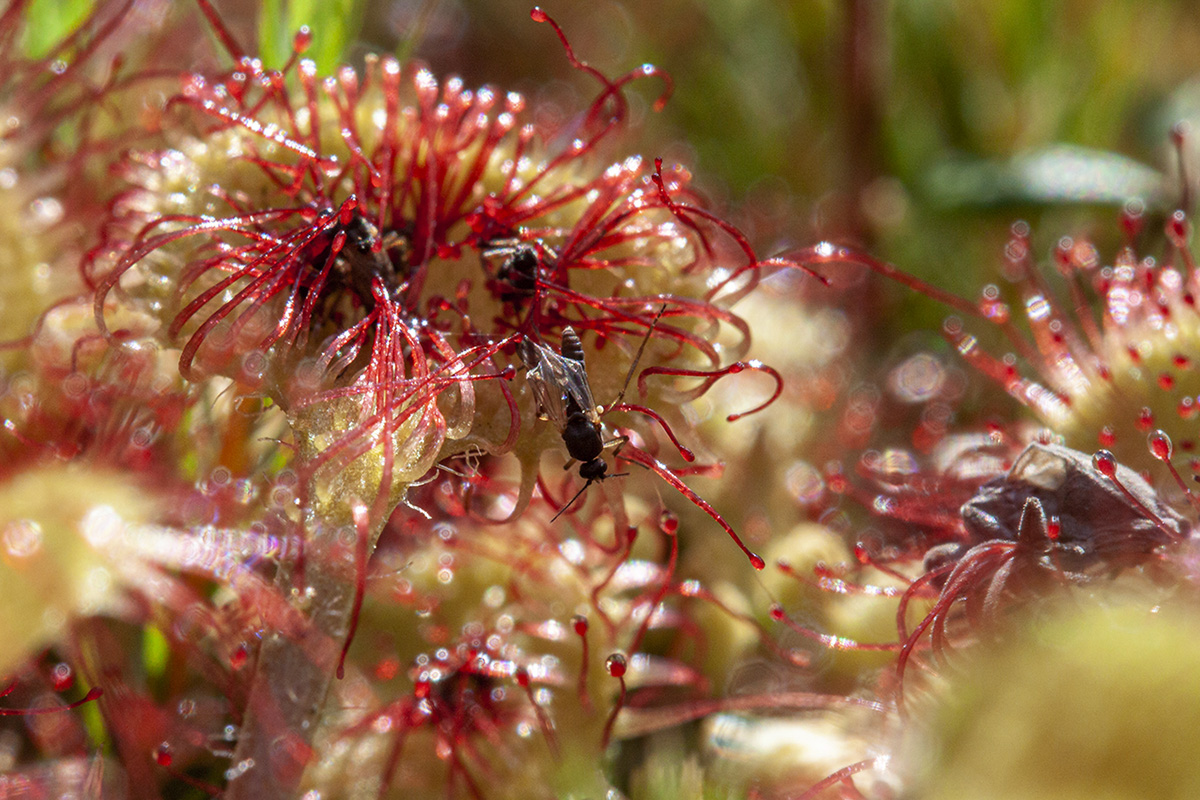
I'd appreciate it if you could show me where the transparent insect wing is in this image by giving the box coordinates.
[521,340,599,430]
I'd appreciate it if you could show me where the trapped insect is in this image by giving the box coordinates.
[953,441,1184,565]
[869,441,1192,697]
[521,326,621,518]
[482,241,541,308]
[321,212,408,310]
[520,309,665,519]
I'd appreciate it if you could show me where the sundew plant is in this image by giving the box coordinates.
[6,1,1200,799]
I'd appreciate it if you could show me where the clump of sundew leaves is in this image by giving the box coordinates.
[8,3,1200,800]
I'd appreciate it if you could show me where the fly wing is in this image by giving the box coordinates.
[521,340,598,430]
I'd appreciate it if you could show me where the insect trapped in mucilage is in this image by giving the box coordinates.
[520,307,665,520]
[481,241,541,309]
[306,207,409,311]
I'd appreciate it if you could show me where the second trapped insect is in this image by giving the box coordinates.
[482,241,541,308]
[948,441,1185,570]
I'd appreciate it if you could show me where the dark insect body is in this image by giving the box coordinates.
[517,308,767,568]
[892,441,1186,692]
[521,305,680,520]
[775,442,1193,704]
[302,210,408,313]
[483,242,540,308]
[521,326,617,510]
[930,442,1185,576]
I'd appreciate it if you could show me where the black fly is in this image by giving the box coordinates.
[482,241,541,308]
[521,308,665,520]
[338,214,412,310]
[303,211,408,311]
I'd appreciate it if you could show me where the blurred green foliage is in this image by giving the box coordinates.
[20,0,97,58]
[258,0,367,75]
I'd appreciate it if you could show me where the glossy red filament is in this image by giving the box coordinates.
[516,667,559,758]
[572,614,592,711]
[635,361,783,421]
[336,502,373,680]
[601,653,627,748]
[0,685,103,716]
[768,604,899,653]
[1148,429,1200,514]
[617,443,764,569]
[1093,449,1183,539]
[608,402,695,462]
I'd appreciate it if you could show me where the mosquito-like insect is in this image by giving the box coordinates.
[521,307,665,520]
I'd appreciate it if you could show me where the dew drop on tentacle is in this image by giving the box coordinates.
[1092,449,1117,478]
[1167,209,1190,249]
[601,652,629,747]
[50,663,73,692]
[1099,426,1116,448]
[605,653,627,678]
[1046,517,1061,540]
[230,643,249,671]
[1148,429,1200,512]
[572,614,592,710]
[0,686,103,716]
[1150,430,1173,461]
[1121,198,1146,242]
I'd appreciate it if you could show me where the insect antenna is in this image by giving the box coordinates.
[549,469,631,523]
[551,480,593,523]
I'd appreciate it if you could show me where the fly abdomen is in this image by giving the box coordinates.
[560,327,585,363]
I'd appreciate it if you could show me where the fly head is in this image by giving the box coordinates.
[579,457,608,482]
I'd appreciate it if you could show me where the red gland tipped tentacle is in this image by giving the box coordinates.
[617,442,763,569]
